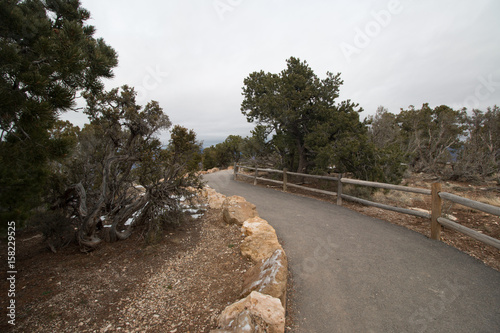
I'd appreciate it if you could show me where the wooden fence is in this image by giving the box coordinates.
[234,164,500,250]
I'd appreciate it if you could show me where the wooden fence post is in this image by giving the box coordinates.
[233,163,238,181]
[253,164,258,186]
[283,168,288,192]
[431,182,442,240]
[337,173,343,206]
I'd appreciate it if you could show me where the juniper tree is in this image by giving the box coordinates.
[396,104,466,174]
[50,86,202,251]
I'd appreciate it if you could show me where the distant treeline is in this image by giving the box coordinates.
[202,57,499,184]
[203,104,498,183]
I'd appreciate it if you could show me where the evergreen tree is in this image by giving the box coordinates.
[202,146,218,170]
[168,125,203,173]
[241,125,272,163]
[202,135,244,169]
[0,0,118,226]
[454,107,500,180]
[396,104,465,174]
[241,57,397,181]
[241,57,338,173]
[366,106,408,183]
[46,86,201,251]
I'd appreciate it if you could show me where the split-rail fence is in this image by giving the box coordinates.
[234,164,500,250]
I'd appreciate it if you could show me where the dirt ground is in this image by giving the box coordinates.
[242,171,500,272]
[0,172,497,333]
[0,208,256,333]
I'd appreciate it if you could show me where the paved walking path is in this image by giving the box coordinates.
[204,170,500,333]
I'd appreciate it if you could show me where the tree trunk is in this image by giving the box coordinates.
[108,192,150,242]
[296,139,307,173]
[77,151,130,251]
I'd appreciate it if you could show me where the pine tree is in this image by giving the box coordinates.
[0,0,118,226]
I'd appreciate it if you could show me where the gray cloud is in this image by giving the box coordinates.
[61,0,500,146]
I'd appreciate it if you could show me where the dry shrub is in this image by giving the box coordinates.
[371,189,427,207]
[464,192,500,207]
[342,184,374,200]
[34,211,76,253]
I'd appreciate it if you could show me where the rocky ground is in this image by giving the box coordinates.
[1,171,497,332]
[0,208,256,332]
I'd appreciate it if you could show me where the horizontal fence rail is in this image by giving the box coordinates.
[438,192,500,216]
[237,173,254,179]
[287,182,338,197]
[234,164,500,251]
[340,194,431,219]
[437,217,500,250]
[238,165,257,171]
[285,170,339,182]
[341,178,431,195]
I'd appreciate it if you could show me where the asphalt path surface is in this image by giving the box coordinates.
[204,170,500,333]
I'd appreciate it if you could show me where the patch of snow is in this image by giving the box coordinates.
[246,249,284,292]
[241,324,252,332]
[445,214,458,221]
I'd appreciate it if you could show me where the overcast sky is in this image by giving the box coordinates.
[62,0,500,147]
